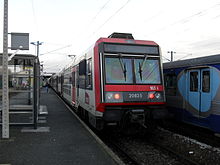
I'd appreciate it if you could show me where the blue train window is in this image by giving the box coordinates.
[202,71,210,92]
[190,72,198,92]
[164,74,177,95]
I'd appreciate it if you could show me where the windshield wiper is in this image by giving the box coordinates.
[118,54,127,81]
[138,55,148,81]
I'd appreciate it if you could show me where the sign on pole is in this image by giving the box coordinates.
[11,32,29,50]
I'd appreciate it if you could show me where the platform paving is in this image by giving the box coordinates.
[0,88,118,165]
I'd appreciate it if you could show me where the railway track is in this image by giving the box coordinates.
[98,125,220,165]
[102,135,142,165]
[149,139,199,165]
[98,129,201,165]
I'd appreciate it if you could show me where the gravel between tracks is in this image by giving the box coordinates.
[152,128,220,165]
[115,136,182,165]
[104,127,220,165]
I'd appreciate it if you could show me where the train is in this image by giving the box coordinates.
[163,54,220,134]
[50,33,167,130]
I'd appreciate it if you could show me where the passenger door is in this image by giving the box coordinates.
[187,69,201,117]
[186,68,211,119]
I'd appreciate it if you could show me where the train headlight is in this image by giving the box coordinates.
[114,93,121,100]
[105,92,123,103]
[148,92,155,99]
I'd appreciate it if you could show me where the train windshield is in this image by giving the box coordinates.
[105,56,161,84]
[105,57,133,84]
[134,58,161,84]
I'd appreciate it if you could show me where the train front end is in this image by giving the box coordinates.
[93,33,167,130]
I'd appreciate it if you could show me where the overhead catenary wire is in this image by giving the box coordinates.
[88,0,112,26]
[73,0,112,45]
[30,0,39,36]
[145,3,220,36]
[176,53,193,61]
[151,3,220,60]
[162,56,171,62]
[91,0,131,36]
[40,45,72,56]
[74,0,131,56]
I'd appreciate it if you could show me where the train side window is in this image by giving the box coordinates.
[69,76,72,84]
[79,60,86,89]
[72,71,75,87]
[190,72,198,92]
[79,59,86,75]
[86,58,93,89]
[202,71,210,92]
[0,75,2,89]
[61,75,64,84]
[164,74,177,95]
[76,65,79,87]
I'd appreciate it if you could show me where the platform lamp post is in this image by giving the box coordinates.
[68,54,76,61]
[31,41,43,57]
[68,54,77,65]
[68,54,76,58]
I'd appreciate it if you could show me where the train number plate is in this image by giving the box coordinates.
[123,92,147,102]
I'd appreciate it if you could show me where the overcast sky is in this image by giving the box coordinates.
[1,0,220,73]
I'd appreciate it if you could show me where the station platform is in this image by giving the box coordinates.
[0,88,119,165]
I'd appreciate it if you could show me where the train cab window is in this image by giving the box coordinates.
[134,59,161,84]
[190,72,198,92]
[86,58,92,89]
[105,57,133,84]
[164,74,177,95]
[202,71,210,93]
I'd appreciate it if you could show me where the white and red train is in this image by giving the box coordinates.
[50,33,167,130]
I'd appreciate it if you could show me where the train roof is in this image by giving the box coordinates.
[96,32,158,45]
[163,54,220,69]
[95,37,158,46]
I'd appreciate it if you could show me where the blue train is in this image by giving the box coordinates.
[163,54,220,134]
